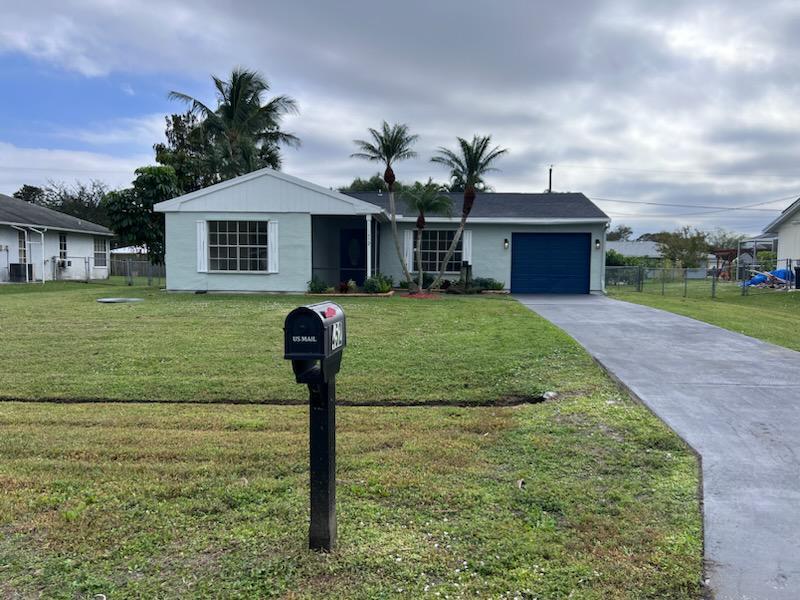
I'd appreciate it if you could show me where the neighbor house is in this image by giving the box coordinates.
[605,240,661,260]
[0,193,114,283]
[763,197,800,262]
[154,168,610,294]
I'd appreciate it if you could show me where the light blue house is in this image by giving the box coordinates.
[154,168,609,293]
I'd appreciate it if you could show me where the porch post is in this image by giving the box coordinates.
[365,214,372,279]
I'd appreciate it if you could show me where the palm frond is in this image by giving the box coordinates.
[351,121,418,166]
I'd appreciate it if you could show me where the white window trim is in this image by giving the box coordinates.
[93,237,108,267]
[197,220,208,272]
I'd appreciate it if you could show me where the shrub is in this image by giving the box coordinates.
[337,279,358,293]
[472,277,505,291]
[307,276,328,294]
[363,272,393,293]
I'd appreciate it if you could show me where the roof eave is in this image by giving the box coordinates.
[394,216,610,225]
[0,221,114,236]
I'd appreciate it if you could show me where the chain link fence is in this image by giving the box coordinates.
[108,259,165,287]
[607,260,799,299]
[51,258,165,287]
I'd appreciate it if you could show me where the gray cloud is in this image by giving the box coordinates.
[2,0,800,235]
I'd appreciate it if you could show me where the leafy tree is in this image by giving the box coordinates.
[13,181,111,227]
[154,112,219,194]
[401,179,453,290]
[607,224,633,241]
[168,68,300,180]
[13,184,45,204]
[338,174,388,193]
[706,227,746,250]
[103,166,180,264]
[351,121,419,288]
[655,227,709,268]
[430,134,507,289]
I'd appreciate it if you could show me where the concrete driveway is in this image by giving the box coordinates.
[516,294,800,600]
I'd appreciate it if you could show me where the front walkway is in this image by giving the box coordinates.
[516,294,800,600]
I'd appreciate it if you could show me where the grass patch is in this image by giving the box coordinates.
[0,282,600,403]
[609,285,800,352]
[0,397,702,598]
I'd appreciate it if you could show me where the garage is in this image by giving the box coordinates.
[511,232,591,294]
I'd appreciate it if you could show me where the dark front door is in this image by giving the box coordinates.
[340,228,367,285]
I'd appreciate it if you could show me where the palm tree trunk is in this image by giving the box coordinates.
[416,227,424,291]
[430,186,474,290]
[387,185,415,288]
[429,213,467,290]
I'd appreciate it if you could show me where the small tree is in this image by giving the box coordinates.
[338,174,388,193]
[429,135,507,289]
[401,180,453,291]
[13,184,45,204]
[656,227,709,268]
[607,224,633,241]
[706,227,746,250]
[103,166,180,265]
[351,122,418,288]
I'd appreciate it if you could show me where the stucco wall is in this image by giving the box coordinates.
[777,220,800,261]
[378,221,607,292]
[164,212,311,291]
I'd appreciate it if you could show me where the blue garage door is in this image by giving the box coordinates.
[511,233,591,294]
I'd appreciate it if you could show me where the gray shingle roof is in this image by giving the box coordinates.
[606,240,661,257]
[0,193,113,235]
[342,191,609,220]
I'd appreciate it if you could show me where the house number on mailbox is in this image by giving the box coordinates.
[331,322,343,350]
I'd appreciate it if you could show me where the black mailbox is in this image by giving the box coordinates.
[284,302,346,384]
[283,301,346,551]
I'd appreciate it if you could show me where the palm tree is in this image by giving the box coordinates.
[169,68,300,179]
[401,180,453,291]
[429,135,507,289]
[351,122,418,287]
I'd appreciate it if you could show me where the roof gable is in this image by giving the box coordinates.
[155,167,383,215]
[764,197,800,233]
[0,193,113,235]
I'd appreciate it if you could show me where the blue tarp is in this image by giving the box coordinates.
[742,268,795,286]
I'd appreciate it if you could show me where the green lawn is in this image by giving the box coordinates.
[0,281,703,597]
[0,398,701,598]
[0,282,600,403]
[608,285,800,352]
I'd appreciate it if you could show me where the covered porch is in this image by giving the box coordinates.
[311,214,382,287]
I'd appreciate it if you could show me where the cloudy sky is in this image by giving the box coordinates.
[2,0,799,235]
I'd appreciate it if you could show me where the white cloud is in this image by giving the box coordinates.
[54,114,166,147]
[0,141,150,194]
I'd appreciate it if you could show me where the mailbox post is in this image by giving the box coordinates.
[284,302,346,551]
